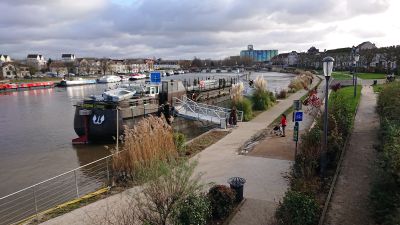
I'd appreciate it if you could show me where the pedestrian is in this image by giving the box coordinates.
[229,106,237,126]
[280,113,287,137]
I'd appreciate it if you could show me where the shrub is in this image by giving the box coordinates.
[208,185,236,220]
[173,193,211,225]
[234,98,253,121]
[173,132,186,156]
[294,127,322,179]
[275,191,319,225]
[277,89,288,99]
[252,90,272,110]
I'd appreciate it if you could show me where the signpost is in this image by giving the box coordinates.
[293,99,303,158]
[150,72,161,83]
[293,122,299,156]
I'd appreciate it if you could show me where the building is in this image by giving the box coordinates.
[0,54,12,64]
[61,54,76,62]
[240,45,278,62]
[1,62,30,79]
[27,54,46,69]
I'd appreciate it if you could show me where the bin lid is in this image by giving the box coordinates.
[228,177,246,186]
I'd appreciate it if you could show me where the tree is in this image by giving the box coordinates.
[28,66,38,79]
[191,57,203,68]
[100,58,111,75]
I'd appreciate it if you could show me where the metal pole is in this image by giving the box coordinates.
[74,170,79,198]
[354,63,357,97]
[321,76,330,176]
[116,108,119,151]
[106,157,110,186]
[33,186,39,221]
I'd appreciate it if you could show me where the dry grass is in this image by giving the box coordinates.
[230,82,244,105]
[111,116,177,183]
[254,75,267,93]
[288,71,313,92]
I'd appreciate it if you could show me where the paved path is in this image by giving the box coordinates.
[41,77,319,225]
[325,85,378,225]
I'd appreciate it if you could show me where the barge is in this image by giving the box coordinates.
[72,78,236,143]
[0,81,55,92]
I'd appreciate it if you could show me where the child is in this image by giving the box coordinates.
[280,114,287,137]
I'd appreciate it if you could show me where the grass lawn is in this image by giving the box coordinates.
[356,73,386,80]
[332,72,352,80]
[329,85,361,113]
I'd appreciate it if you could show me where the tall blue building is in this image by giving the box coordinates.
[240,45,278,62]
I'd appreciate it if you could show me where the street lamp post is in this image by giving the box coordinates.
[321,56,334,176]
[353,53,360,98]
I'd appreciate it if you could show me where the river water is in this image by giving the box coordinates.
[0,72,294,196]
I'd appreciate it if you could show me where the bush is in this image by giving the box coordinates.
[208,185,236,220]
[277,89,288,99]
[173,193,211,225]
[370,82,400,225]
[234,98,253,121]
[275,191,319,225]
[252,90,272,110]
[173,132,186,156]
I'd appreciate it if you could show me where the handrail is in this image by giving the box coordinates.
[173,96,243,124]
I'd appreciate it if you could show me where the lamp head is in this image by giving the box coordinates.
[354,54,360,62]
[323,56,335,77]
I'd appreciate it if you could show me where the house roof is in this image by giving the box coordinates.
[27,54,42,58]
[62,54,75,58]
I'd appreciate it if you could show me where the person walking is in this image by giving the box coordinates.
[280,113,287,137]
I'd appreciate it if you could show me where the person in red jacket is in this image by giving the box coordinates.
[280,114,287,137]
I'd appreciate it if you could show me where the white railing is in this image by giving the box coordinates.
[0,155,113,225]
[173,96,243,126]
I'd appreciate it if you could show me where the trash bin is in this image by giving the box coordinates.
[373,80,377,85]
[227,177,246,202]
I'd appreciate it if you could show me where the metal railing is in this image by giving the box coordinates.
[173,96,243,125]
[0,155,113,225]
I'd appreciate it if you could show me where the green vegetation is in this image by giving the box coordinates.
[208,185,236,220]
[236,98,253,121]
[275,191,320,225]
[372,83,385,93]
[356,72,386,79]
[276,86,362,224]
[332,71,352,80]
[173,193,211,225]
[370,82,400,225]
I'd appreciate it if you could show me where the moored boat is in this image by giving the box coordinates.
[59,78,97,87]
[0,82,55,92]
[97,75,122,83]
[102,88,136,102]
[128,73,146,80]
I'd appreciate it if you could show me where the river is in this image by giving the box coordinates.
[0,72,294,196]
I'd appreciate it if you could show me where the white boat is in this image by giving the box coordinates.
[129,73,146,80]
[59,78,97,86]
[97,75,122,83]
[119,75,130,82]
[102,88,136,102]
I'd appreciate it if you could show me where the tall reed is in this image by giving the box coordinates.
[111,115,177,183]
[230,82,244,105]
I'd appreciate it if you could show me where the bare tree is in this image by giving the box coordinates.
[100,58,111,75]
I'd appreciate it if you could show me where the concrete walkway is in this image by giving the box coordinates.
[325,85,379,225]
[41,78,319,225]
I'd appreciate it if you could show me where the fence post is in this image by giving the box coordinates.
[74,170,80,198]
[106,157,110,186]
[33,186,39,221]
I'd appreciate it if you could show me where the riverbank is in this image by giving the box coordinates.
[37,75,319,225]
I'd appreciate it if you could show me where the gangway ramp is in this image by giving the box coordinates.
[173,96,243,128]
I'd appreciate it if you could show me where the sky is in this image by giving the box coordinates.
[0,0,399,60]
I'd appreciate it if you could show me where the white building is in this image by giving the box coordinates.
[0,54,11,64]
[27,54,46,68]
[62,54,76,62]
